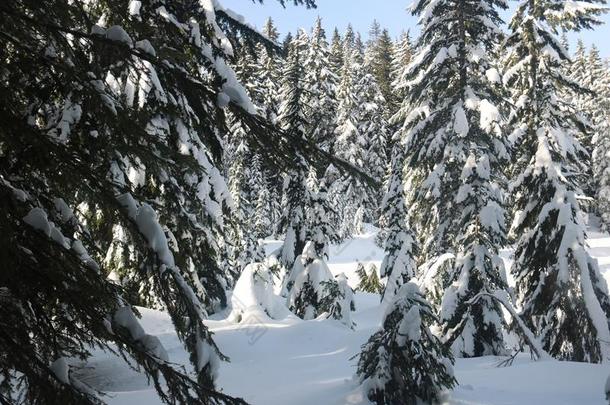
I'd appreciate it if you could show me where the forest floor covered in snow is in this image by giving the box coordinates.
[85,225,610,405]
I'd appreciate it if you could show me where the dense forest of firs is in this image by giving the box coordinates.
[2,0,610,404]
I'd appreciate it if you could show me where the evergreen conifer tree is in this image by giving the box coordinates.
[390,31,414,115]
[365,23,395,114]
[396,0,512,356]
[306,18,339,154]
[285,242,354,325]
[593,58,610,229]
[321,273,356,328]
[505,0,610,362]
[277,30,313,267]
[356,263,384,294]
[343,24,356,52]
[306,170,337,258]
[357,283,457,405]
[329,28,344,77]
[256,18,282,124]
[378,145,417,304]
[357,71,390,187]
[334,44,363,237]
[585,46,610,227]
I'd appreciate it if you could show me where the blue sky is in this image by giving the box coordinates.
[222,0,610,57]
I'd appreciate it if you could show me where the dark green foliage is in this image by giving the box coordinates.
[365,23,395,114]
[285,243,354,325]
[356,263,384,294]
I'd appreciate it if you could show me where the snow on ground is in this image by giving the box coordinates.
[92,224,610,404]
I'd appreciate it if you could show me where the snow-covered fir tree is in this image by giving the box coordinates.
[331,41,389,227]
[255,18,284,235]
[568,40,590,125]
[282,31,294,52]
[593,57,610,229]
[321,273,356,328]
[226,114,259,271]
[365,22,395,116]
[285,242,354,325]
[258,18,282,121]
[329,28,344,76]
[567,41,599,210]
[584,46,610,228]
[378,145,418,304]
[357,282,457,405]
[251,156,275,239]
[306,17,339,154]
[333,44,363,237]
[343,24,356,53]
[277,30,314,267]
[390,31,413,116]
[356,263,384,294]
[397,0,512,357]
[505,0,610,363]
[306,169,337,258]
[357,69,390,188]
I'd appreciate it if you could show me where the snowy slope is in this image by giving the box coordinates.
[92,225,610,405]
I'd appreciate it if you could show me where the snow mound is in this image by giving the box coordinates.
[230,263,294,323]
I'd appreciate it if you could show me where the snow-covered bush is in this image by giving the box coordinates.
[320,273,356,328]
[286,242,334,319]
[229,261,293,323]
[357,282,457,404]
[285,242,354,325]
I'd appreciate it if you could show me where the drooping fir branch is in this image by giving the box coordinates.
[0,180,247,405]
[0,0,329,402]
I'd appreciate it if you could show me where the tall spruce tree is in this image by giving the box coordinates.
[334,44,369,237]
[365,23,395,114]
[329,28,344,77]
[257,18,282,124]
[390,31,414,116]
[226,112,261,271]
[396,0,512,357]
[592,56,610,229]
[357,69,390,188]
[343,24,356,53]
[306,18,339,153]
[583,46,610,227]
[505,0,610,363]
[256,19,284,235]
[379,145,418,304]
[277,30,313,267]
